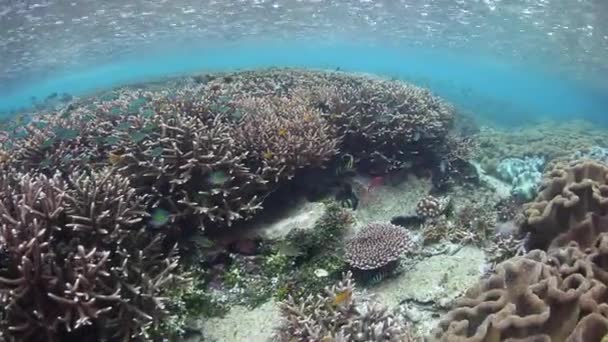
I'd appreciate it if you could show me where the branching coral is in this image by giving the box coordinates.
[344,223,417,271]
[273,271,415,342]
[0,169,181,341]
[306,79,454,173]
[430,233,608,341]
[521,160,608,251]
[232,94,340,183]
[113,98,266,230]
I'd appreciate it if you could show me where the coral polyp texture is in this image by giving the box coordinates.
[430,233,608,342]
[233,93,340,183]
[415,195,450,219]
[521,160,608,250]
[273,271,414,341]
[0,169,181,341]
[344,223,417,270]
[199,68,455,174]
[113,97,266,229]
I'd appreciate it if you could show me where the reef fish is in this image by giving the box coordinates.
[149,208,170,229]
[332,289,352,306]
[208,170,230,185]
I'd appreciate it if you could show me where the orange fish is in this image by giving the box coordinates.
[108,151,124,165]
[332,289,352,306]
[263,150,274,160]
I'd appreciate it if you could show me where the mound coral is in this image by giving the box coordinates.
[496,156,545,200]
[273,271,414,341]
[521,160,608,250]
[0,169,180,341]
[430,233,608,342]
[344,223,417,271]
[415,195,450,219]
[232,94,340,183]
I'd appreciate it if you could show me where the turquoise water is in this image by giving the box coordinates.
[1,42,606,127]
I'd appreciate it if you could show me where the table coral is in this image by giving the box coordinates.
[344,222,417,271]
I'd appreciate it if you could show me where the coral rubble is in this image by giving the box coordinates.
[430,233,608,342]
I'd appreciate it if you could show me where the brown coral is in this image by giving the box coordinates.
[273,271,415,342]
[114,98,266,230]
[521,160,608,250]
[416,195,450,219]
[344,223,417,270]
[0,169,181,341]
[430,233,608,342]
[232,94,340,183]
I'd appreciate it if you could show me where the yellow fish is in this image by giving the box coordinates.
[108,151,124,165]
[332,289,352,306]
[277,127,288,137]
[320,336,333,342]
[263,150,274,160]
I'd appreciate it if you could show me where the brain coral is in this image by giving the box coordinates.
[430,233,608,342]
[344,222,417,270]
[521,160,608,250]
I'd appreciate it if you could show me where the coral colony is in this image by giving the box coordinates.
[1,68,608,341]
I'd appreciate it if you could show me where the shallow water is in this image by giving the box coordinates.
[1,0,607,125]
[1,1,608,341]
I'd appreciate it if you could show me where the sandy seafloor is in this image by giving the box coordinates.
[197,170,511,341]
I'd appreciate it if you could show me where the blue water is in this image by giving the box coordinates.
[1,41,607,127]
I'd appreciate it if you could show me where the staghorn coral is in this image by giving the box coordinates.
[113,98,266,230]
[430,233,608,342]
[199,68,455,174]
[344,223,417,271]
[0,169,181,341]
[273,271,415,342]
[521,160,608,251]
[232,94,340,183]
[306,79,453,174]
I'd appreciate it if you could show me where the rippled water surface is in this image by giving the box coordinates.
[1,0,607,123]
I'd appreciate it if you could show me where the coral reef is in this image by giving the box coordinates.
[475,120,608,173]
[430,233,608,342]
[572,145,608,164]
[496,156,544,200]
[344,223,417,271]
[416,195,451,219]
[232,94,340,183]
[521,160,608,250]
[273,271,415,341]
[0,169,181,341]
[201,68,455,174]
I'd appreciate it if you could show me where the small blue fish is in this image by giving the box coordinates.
[149,208,170,229]
[208,170,230,185]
